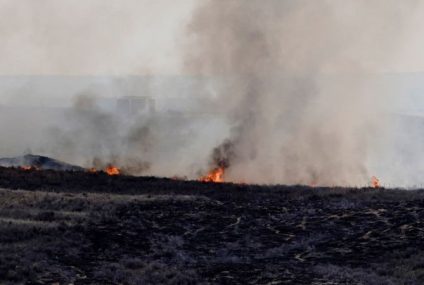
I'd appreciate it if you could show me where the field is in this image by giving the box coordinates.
[0,168,424,284]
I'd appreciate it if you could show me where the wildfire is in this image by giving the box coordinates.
[200,167,225,183]
[105,165,120,176]
[371,176,380,188]
[20,165,34,171]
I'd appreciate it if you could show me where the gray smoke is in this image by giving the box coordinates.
[0,1,422,187]
[184,0,418,186]
[40,92,217,177]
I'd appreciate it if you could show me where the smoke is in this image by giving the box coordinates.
[0,1,422,187]
[0,0,196,75]
[184,0,418,186]
[27,88,226,179]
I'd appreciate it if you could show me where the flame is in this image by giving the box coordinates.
[20,165,33,171]
[20,165,40,171]
[200,167,225,183]
[371,176,380,188]
[105,165,120,176]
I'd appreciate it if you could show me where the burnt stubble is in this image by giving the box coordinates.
[0,167,423,284]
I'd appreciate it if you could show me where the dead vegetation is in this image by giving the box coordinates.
[0,167,423,284]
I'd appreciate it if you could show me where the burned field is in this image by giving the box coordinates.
[0,168,424,284]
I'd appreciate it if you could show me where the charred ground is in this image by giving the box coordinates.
[0,167,424,284]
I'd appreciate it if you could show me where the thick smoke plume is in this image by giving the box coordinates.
[0,1,421,187]
[185,0,416,186]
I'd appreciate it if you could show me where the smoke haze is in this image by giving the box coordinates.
[0,1,423,187]
[184,0,419,186]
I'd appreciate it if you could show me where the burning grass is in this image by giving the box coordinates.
[199,167,225,183]
[371,176,381,188]
[104,165,120,176]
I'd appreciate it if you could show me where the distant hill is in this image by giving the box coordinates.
[0,154,84,171]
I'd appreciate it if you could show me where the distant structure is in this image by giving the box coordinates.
[117,96,155,116]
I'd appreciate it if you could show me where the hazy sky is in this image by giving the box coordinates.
[0,0,423,75]
[0,0,197,75]
[0,0,422,111]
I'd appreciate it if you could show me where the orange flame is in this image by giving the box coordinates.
[371,176,380,188]
[105,165,120,176]
[200,167,224,183]
[20,165,33,171]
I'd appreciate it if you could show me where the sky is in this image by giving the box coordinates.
[0,0,423,110]
[0,0,423,76]
[0,0,197,75]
